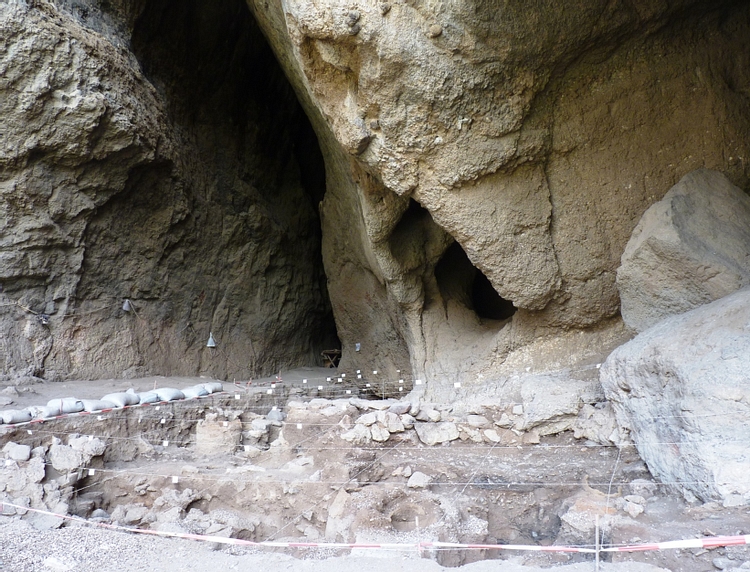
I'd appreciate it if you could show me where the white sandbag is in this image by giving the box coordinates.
[137,391,160,404]
[80,399,117,412]
[154,388,184,401]
[1,409,33,424]
[46,398,84,415]
[101,392,139,408]
[182,385,209,399]
[27,405,54,419]
[202,382,224,394]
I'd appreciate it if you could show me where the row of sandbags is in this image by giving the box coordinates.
[0,382,223,425]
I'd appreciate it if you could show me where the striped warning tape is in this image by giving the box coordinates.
[1,502,748,554]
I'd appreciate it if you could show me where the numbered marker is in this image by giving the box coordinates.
[271,383,276,389]
[373,370,378,375]
[244,445,251,452]
[88,469,96,476]
[399,379,404,383]
[163,440,169,447]
[172,476,179,484]
[341,373,346,378]
[318,385,323,390]
[223,421,228,427]
[160,418,166,424]
[337,378,342,383]
[346,390,351,395]
[415,379,422,385]
[303,379,308,384]
[97,415,104,421]
[272,406,277,411]
[155,406,160,411]
[88,435,94,441]
[356,370,360,374]
[366,383,371,388]
[266,389,273,395]
[27,430,32,435]
[399,387,403,392]
[326,377,331,382]
[297,423,303,430]
[357,374,362,379]
[454,382,461,388]
[235,394,241,400]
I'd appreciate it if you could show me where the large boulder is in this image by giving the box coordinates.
[601,288,750,506]
[617,169,750,332]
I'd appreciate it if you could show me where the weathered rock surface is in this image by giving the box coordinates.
[601,288,750,505]
[0,0,336,383]
[618,169,750,332]
[248,0,750,394]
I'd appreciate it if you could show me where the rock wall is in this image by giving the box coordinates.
[247,0,750,395]
[0,0,337,382]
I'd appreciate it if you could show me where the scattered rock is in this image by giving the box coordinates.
[3,442,31,462]
[407,471,431,489]
[414,422,459,446]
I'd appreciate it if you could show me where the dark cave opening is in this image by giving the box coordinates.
[435,242,517,322]
[80,0,340,373]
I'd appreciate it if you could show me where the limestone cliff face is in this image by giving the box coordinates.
[247,0,750,394]
[0,0,336,382]
[1,0,749,393]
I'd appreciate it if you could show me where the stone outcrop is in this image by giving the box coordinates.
[601,288,750,506]
[248,0,750,394]
[0,0,749,399]
[0,0,336,383]
[617,169,750,332]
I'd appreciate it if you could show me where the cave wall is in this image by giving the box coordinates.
[0,0,336,382]
[247,0,750,395]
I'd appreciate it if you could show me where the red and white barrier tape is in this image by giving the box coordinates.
[1,502,748,554]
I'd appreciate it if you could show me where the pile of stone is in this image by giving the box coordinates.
[1,435,106,527]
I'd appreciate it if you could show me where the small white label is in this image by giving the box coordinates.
[357,374,362,379]
[271,383,276,389]
[97,415,104,421]
[4,460,12,467]
[172,476,179,484]
[155,406,161,411]
[341,373,346,378]
[346,390,351,395]
[397,370,400,373]
[337,378,342,383]
[235,394,241,400]
[356,370,360,374]
[267,389,273,395]
[272,406,277,411]
[303,379,308,384]
[223,421,228,427]
[399,387,403,392]
[415,379,422,385]
[27,430,32,435]
[326,377,331,382]
[89,469,96,476]
[454,382,461,388]
[373,370,378,375]
[318,385,323,390]
[366,383,371,388]
[88,435,94,441]
[297,423,303,429]
[244,445,251,452]
[163,440,169,447]
[399,379,404,383]
[160,418,166,424]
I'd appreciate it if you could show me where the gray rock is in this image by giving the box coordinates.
[414,422,459,446]
[48,445,83,473]
[370,423,390,442]
[387,402,412,415]
[466,415,490,428]
[3,442,31,462]
[356,412,378,426]
[618,169,750,332]
[601,288,750,505]
[340,424,371,444]
[406,471,431,489]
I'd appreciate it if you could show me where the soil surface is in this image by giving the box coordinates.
[1,369,749,572]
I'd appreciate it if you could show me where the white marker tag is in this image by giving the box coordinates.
[244,445,251,452]
[163,440,169,447]
[399,387,403,392]
[346,390,351,395]
[235,394,241,400]
[397,370,400,374]
[4,460,13,467]
[271,383,276,389]
[303,379,308,384]
[297,423,303,430]
[318,386,323,390]
[160,419,166,424]
[454,382,461,388]
[373,370,378,375]
[97,416,104,421]
[89,469,96,476]
[326,377,331,382]
[366,383,371,388]
[415,379,422,385]
[267,389,273,395]
[341,374,346,378]
[272,406,277,411]
[357,375,362,379]
[27,430,32,435]
[356,370,360,374]
[155,406,161,411]
[337,378,342,383]
[88,435,94,441]
[223,421,228,427]
[172,476,179,484]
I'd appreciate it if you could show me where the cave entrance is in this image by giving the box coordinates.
[435,242,516,322]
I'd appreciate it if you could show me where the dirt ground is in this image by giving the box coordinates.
[1,368,749,572]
